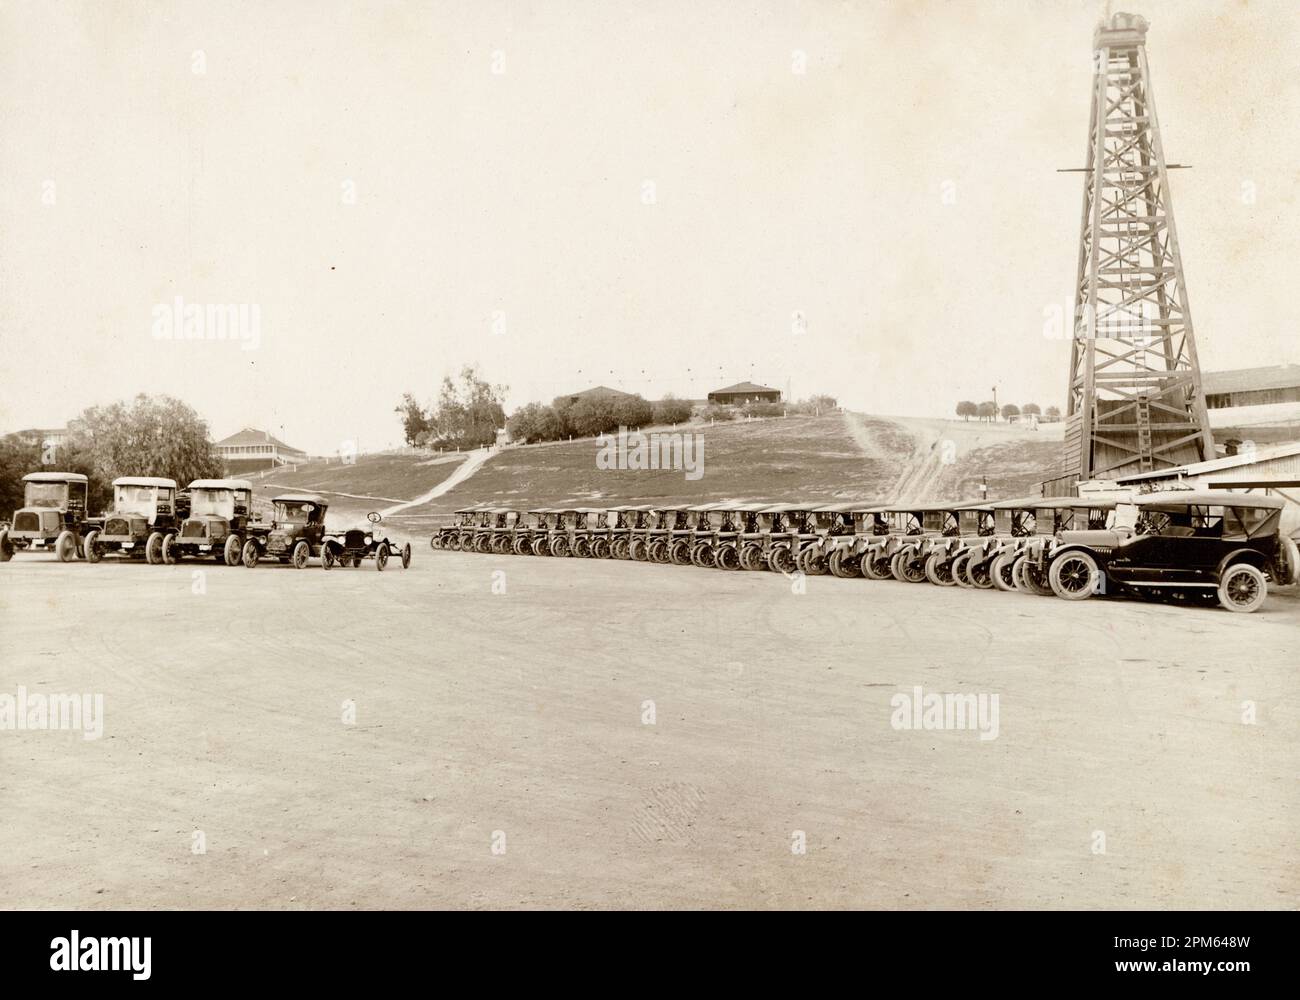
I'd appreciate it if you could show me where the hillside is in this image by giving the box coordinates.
[241,413,1068,536]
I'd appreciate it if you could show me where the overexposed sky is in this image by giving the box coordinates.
[1,0,1297,454]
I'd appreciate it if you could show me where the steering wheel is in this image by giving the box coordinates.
[367,511,382,524]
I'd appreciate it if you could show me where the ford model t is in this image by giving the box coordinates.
[0,471,91,562]
[321,511,412,570]
[82,476,180,563]
[238,493,326,568]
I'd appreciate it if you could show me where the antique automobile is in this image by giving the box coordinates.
[467,508,497,553]
[525,509,557,556]
[849,506,897,580]
[241,494,328,568]
[432,508,479,550]
[684,503,731,568]
[0,471,90,562]
[710,503,766,570]
[542,508,582,557]
[487,509,522,554]
[645,507,689,564]
[604,506,642,560]
[800,503,862,577]
[165,478,257,565]
[1042,491,1298,613]
[882,505,955,583]
[82,476,180,563]
[922,503,996,586]
[960,497,1039,591]
[571,508,610,558]
[666,505,708,566]
[739,504,810,573]
[622,506,656,560]
[506,509,541,555]
[321,512,412,571]
[1012,499,1118,596]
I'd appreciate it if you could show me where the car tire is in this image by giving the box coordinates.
[322,544,337,570]
[162,533,181,565]
[56,530,78,563]
[924,552,956,586]
[860,550,887,580]
[552,536,570,558]
[990,552,1017,591]
[669,540,692,565]
[1274,535,1300,586]
[767,545,796,574]
[376,542,390,571]
[242,538,260,568]
[401,543,412,568]
[82,529,102,563]
[1049,550,1100,600]
[223,534,242,566]
[291,540,310,569]
[0,529,12,562]
[1217,562,1267,613]
[969,555,994,590]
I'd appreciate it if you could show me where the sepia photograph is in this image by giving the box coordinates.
[0,0,1295,980]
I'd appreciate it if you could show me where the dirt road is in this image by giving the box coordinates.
[1,554,1296,909]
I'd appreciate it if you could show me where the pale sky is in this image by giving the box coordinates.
[1,0,1297,455]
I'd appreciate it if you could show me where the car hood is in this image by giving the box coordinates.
[1058,528,1129,548]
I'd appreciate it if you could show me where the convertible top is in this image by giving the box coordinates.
[1135,491,1284,510]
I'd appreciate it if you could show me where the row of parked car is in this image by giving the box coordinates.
[0,472,411,570]
[432,494,1299,613]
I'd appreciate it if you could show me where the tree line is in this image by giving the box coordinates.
[0,394,222,515]
[954,401,1059,423]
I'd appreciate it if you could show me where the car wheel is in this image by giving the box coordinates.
[861,551,889,580]
[322,544,337,570]
[924,552,956,586]
[1217,562,1267,613]
[82,529,103,563]
[401,543,411,568]
[242,538,260,568]
[552,536,570,558]
[715,544,740,570]
[55,530,78,563]
[162,534,181,564]
[1274,535,1299,586]
[951,552,974,588]
[669,540,692,565]
[969,556,994,590]
[223,534,243,566]
[376,542,390,570]
[291,540,310,569]
[0,529,12,562]
[990,552,1017,591]
[1049,550,1100,600]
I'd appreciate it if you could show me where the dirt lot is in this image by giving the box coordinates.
[1,552,1296,910]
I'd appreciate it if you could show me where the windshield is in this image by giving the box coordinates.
[115,486,166,513]
[275,501,315,523]
[190,488,233,516]
[959,510,986,534]
[24,483,68,508]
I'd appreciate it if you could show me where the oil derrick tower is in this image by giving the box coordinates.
[1062,12,1214,483]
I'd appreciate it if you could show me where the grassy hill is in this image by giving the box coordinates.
[241,413,1069,536]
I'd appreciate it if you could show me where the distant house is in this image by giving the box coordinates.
[12,427,67,449]
[560,386,636,406]
[214,427,308,473]
[707,381,782,405]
